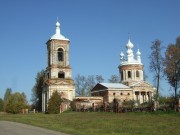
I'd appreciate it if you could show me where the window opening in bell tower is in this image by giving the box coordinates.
[121,71,123,80]
[136,70,140,78]
[58,71,65,78]
[128,71,131,78]
[58,48,64,61]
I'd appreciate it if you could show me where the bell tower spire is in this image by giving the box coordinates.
[55,21,60,35]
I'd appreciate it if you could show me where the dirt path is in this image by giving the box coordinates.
[0,121,69,135]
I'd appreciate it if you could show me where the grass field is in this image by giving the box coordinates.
[0,111,180,135]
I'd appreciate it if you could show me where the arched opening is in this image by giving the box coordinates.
[58,71,65,78]
[121,71,123,80]
[128,71,131,78]
[136,70,140,78]
[57,48,64,61]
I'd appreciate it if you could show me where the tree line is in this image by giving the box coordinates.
[0,88,29,113]
[75,74,119,96]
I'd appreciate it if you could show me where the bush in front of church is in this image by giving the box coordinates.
[48,91,62,114]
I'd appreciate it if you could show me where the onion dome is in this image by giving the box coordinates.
[120,51,124,61]
[120,51,124,57]
[126,39,134,49]
[136,49,141,56]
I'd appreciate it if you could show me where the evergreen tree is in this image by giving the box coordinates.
[48,91,62,114]
[3,88,12,111]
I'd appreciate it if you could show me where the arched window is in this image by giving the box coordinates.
[58,71,65,78]
[57,48,64,61]
[128,71,131,78]
[136,71,140,78]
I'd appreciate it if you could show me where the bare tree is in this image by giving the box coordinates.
[149,39,164,100]
[164,36,180,100]
[108,75,119,83]
[143,69,148,81]
[86,75,96,96]
[96,75,104,83]
[75,74,88,96]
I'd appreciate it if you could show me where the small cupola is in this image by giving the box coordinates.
[50,21,69,41]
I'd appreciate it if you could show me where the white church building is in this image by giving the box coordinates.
[91,39,156,104]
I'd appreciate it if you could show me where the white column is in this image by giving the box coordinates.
[145,92,147,102]
[43,92,45,112]
[134,91,136,102]
[147,92,149,102]
[42,92,44,112]
[132,70,134,80]
[151,92,153,102]
[124,70,126,81]
[125,70,127,81]
[139,92,141,104]
[141,70,143,80]
[134,70,136,80]
[134,70,136,81]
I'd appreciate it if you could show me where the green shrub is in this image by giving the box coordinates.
[5,92,28,114]
[0,98,4,112]
[48,91,62,114]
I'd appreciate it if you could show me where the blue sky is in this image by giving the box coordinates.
[0,0,179,102]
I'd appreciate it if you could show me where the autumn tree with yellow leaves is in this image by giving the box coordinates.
[164,36,180,100]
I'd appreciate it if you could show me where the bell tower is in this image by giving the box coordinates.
[42,21,75,112]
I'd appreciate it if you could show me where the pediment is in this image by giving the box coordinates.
[44,79,75,85]
[130,81,154,88]
[53,81,69,85]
